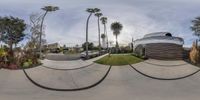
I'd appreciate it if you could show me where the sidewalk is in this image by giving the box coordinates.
[41,54,108,69]
[131,59,200,79]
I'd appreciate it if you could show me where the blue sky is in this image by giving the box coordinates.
[0,0,200,47]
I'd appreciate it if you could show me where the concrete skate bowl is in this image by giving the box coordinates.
[45,53,81,61]
[23,63,111,91]
[129,61,200,80]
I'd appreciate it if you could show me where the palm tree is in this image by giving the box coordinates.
[110,22,123,48]
[100,17,108,49]
[101,34,106,48]
[39,6,59,58]
[95,12,103,52]
[0,20,1,47]
[191,17,200,42]
[85,8,100,59]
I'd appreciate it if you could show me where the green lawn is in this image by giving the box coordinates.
[95,54,143,66]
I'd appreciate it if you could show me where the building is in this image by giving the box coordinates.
[43,43,61,53]
[133,32,184,60]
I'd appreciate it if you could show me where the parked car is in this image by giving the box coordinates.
[81,51,99,58]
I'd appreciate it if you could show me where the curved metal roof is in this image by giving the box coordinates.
[143,32,172,38]
[133,36,184,49]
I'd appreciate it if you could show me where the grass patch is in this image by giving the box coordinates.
[95,54,143,66]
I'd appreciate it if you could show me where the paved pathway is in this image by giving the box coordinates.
[24,63,110,89]
[41,54,108,69]
[0,59,200,100]
[131,59,200,79]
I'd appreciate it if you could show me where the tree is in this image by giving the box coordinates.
[191,16,200,42]
[39,6,59,58]
[95,12,103,52]
[0,20,3,47]
[85,8,100,59]
[110,22,123,48]
[190,40,200,64]
[0,16,26,54]
[29,13,43,50]
[82,42,94,51]
[100,17,108,49]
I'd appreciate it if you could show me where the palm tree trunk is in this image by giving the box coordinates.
[86,13,92,59]
[39,11,48,59]
[97,17,101,52]
[115,35,119,53]
[116,35,118,48]
[104,24,108,50]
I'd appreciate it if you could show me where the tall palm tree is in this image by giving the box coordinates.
[110,22,123,48]
[191,17,200,46]
[0,18,3,48]
[39,6,59,58]
[85,8,100,59]
[100,17,108,49]
[101,33,106,48]
[95,12,103,52]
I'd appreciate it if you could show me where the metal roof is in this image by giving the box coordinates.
[143,32,172,38]
[133,35,184,49]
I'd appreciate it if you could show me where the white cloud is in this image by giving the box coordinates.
[0,0,200,47]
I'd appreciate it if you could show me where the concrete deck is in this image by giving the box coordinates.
[131,60,200,79]
[1,59,200,100]
[41,54,108,69]
[25,63,110,89]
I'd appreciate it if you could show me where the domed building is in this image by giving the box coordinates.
[133,32,184,60]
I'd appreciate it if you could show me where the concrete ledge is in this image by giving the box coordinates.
[130,61,200,80]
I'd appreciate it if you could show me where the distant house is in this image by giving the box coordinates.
[43,43,61,53]
[133,32,184,60]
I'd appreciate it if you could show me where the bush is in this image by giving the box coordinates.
[190,42,200,64]
[8,63,18,69]
[131,53,148,60]
[28,59,33,65]
[23,62,30,68]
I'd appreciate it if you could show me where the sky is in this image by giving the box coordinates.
[0,0,200,47]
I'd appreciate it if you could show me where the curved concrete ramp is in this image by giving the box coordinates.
[130,61,200,80]
[144,59,188,66]
[24,63,110,91]
[94,65,200,100]
[2,64,200,99]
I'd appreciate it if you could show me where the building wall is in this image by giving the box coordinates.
[145,43,183,60]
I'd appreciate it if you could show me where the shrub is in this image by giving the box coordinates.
[23,62,30,68]
[8,63,18,69]
[190,41,200,64]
